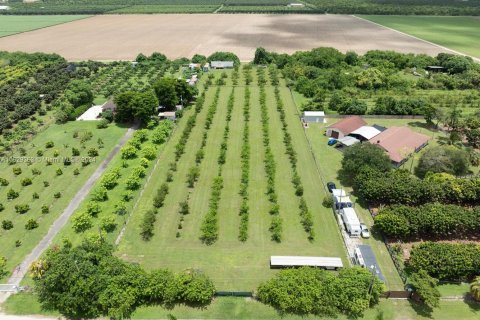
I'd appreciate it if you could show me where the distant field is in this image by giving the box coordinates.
[110,5,220,14]
[0,15,88,37]
[360,15,480,59]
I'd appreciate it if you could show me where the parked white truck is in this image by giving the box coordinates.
[340,207,361,237]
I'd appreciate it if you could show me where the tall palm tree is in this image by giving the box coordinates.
[470,276,480,302]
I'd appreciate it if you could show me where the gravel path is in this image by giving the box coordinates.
[0,126,135,304]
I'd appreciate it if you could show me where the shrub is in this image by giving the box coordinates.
[0,178,9,186]
[100,168,121,189]
[140,158,149,168]
[91,187,108,201]
[72,147,80,156]
[32,192,39,199]
[56,168,63,176]
[73,168,80,175]
[179,201,189,215]
[54,192,61,198]
[0,203,3,211]
[43,181,49,187]
[140,209,156,241]
[45,141,54,148]
[31,168,41,175]
[37,150,44,156]
[64,158,72,166]
[7,188,19,200]
[409,270,440,310]
[96,119,109,129]
[153,183,169,208]
[87,148,99,157]
[121,145,137,159]
[25,219,39,230]
[131,166,146,178]
[21,178,32,186]
[175,270,216,304]
[126,177,141,190]
[186,166,200,188]
[15,204,30,214]
[86,201,102,216]
[2,220,13,230]
[269,216,282,242]
[100,215,117,233]
[41,205,49,214]
[142,145,157,160]
[72,212,93,233]
[114,201,127,216]
[322,196,334,208]
[12,167,22,175]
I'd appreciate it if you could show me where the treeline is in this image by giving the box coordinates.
[253,47,480,115]
[270,66,314,240]
[355,168,480,206]
[200,88,235,244]
[32,239,215,319]
[374,203,480,240]
[258,68,282,242]
[140,91,208,240]
[408,242,480,281]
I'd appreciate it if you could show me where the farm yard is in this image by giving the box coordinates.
[115,66,348,291]
[0,14,453,61]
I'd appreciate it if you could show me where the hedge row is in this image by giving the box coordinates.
[408,242,480,281]
[238,86,251,242]
[200,88,235,244]
[355,168,480,206]
[243,64,253,86]
[258,68,282,242]
[271,67,314,240]
[374,203,480,240]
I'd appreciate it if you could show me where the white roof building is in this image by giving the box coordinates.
[337,136,360,146]
[349,126,381,140]
[270,256,343,269]
[210,61,234,69]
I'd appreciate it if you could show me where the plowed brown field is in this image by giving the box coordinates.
[0,14,451,61]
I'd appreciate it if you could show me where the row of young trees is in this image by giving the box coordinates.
[31,239,216,319]
[140,94,207,240]
[270,66,314,240]
[200,88,235,244]
[374,203,480,240]
[238,85,251,241]
[258,68,282,242]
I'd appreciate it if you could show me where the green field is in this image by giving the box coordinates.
[115,67,347,291]
[359,15,480,59]
[0,121,127,281]
[0,15,88,37]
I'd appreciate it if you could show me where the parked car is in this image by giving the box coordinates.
[327,182,336,193]
[360,223,370,238]
[327,138,337,146]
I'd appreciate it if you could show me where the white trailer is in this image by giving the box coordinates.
[340,207,361,237]
[332,189,353,209]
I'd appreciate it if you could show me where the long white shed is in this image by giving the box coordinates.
[270,256,343,270]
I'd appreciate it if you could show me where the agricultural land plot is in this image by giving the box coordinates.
[0,122,127,282]
[0,14,452,61]
[0,15,89,38]
[359,15,480,60]
[116,67,347,291]
[110,5,220,13]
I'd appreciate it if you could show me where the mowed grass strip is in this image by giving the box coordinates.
[0,122,126,281]
[359,15,480,59]
[0,15,89,37]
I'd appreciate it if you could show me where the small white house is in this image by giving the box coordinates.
[210,61,234,69]
[0,5,10,10]
[202,63,210,72]
[340,207,361,237]
[158,111,176,121]
[303,111,325,123]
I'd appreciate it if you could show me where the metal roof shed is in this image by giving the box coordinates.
[337,136,360,147]
[349,126,381,141]
[270,256,343,270]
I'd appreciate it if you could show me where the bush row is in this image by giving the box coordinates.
[258,68,282,242]
[355,168,480,206]
[374,203,480,240]
[238,86,251,242]
[272,73,314,240]
[408,242,480,281]
[243,64,253,85]
[199,88,236,244]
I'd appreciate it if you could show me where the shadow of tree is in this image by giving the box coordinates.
[408,300,434,318]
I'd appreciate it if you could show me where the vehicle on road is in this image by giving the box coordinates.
[328,138,337,146]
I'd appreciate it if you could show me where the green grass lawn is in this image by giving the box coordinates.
[116,68,347,291]
[359,15,480,59]
[0,15,89,37]
[5,293,480,320]
[0,121,127,282]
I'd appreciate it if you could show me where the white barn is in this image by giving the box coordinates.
[303,111,325,123]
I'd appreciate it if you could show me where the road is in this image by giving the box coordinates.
[0,126,136,304]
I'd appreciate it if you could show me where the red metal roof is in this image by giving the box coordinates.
[328,116,367,135]
[369,127,430,163]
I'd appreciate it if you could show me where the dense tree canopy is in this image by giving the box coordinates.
[114,90,158,123]
[415,146,470,178]
[340,143,391,184]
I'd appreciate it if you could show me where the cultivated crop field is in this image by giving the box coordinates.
[0,122,126,281]
[0,15,89,38]
[115,67,348,291]
[360,15,480,59]
[0,14,451,61]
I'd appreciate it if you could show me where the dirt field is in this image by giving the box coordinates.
[0,14,452,61]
